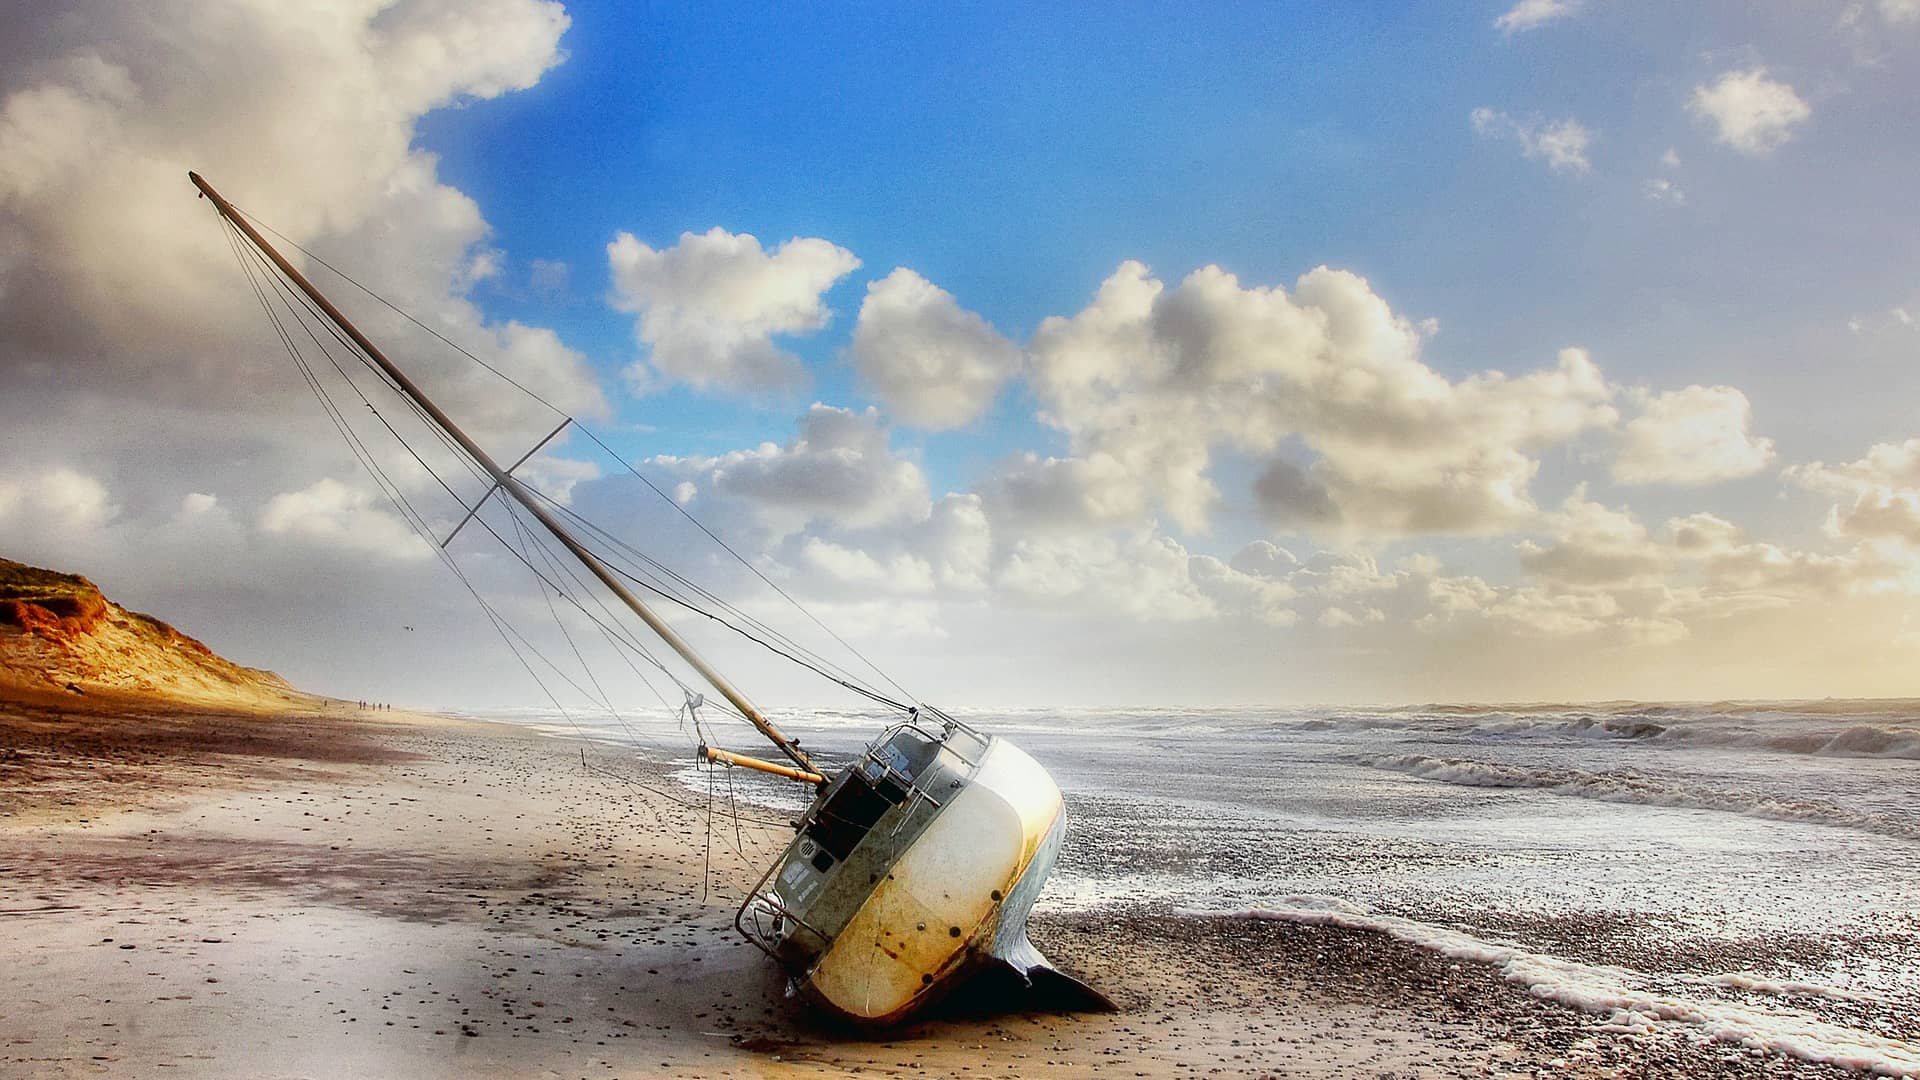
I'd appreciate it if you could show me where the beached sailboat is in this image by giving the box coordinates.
[189,171,1109,1025]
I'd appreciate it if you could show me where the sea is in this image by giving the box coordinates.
[469,699,1920,1074]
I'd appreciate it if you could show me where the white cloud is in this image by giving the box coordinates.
[1666,511,1744,555]
[0,0,610,654]
[1881,0,1920,23]
[798,538,937,595]
[1642,177,1685,205]
[1230,541,1657,642]
[1518,490,1670,586]
[850,268,1022,429]
[650,404,929,533]
[1689,68,1811,155]
[608,227,860,395]
[1613,385,1774,486]
[1228,540,1299,580]
[995,532,1221,623]
[1471,108,1593,174]
[917,494,994,591]
[516,452,600,506]
[981,452,1152,534]
[1028,259,1618,539]
[258,478,431,561]
[1787,438,1920,545]
[1494,0,1584,33]
[0,466,115,541]
[1514,490,1908,614]
[0,0,590,434]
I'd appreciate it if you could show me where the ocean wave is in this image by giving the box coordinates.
[1669,723,1920,761]
[1286,709,1920,761]
[1193,904,1920,1077]
[1358,753,1920,841]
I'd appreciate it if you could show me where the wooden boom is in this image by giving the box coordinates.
[701,744,827,784]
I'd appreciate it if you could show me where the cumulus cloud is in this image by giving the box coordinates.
[1253,460,1341,529]
[608,227,860,395]
[0,0,633,708]
[1642,177,1685,205]
[650,404,929,533]
[850,268,1022,429]
[0,466,116,543]
[1511,490,1905,610]
[1612,385,1775,486]
[1788,438,1920,545]
[993,531,1297,625]
[641,410,1309,627]
[1471,108,1594,174]
[0,0,603,493]
[798,539,937,596]
[1494,0,1585,34]
[1229,542,1656,642]
[1518,490,1669,586]
[1689,68,1810,155]
[258,478,432,561]
[0,0,590,433]
[1027,258,1617,538]
[981,453,1152,535]
[181,492,220,517]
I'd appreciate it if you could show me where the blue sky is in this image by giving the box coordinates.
[4,1,1920,707]
[416,0,1918,505]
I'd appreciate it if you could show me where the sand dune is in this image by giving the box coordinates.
[1,557,310,710]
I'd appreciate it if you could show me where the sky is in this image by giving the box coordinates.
[3,0,1920,711]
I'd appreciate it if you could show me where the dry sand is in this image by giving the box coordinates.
[0,693,1860,1078]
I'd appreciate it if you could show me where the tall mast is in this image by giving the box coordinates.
[191,171,820,780]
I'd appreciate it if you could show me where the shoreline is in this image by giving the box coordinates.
[0,693,1892,1077]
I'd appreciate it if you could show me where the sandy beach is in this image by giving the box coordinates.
[0,692,1883,1079]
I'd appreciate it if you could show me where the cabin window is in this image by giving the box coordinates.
[806,770,906,861]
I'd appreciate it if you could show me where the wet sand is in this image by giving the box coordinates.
[0,694,1866,1078]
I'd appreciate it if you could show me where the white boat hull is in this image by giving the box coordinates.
[740,725,1110,1026]
[803,737,1072,1023]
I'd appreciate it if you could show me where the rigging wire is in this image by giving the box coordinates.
[230,203,570,419]
[523,483,892,693]
[218,217,604,756]
[579,423,927,711]
[217,212,809,854]
[230,227,686,728]
[231,202,928,716]
[237,213,897,730]
[519,486,914,714]
[506,497,682,717]
[238,232,713,726]
[223,219,653,750]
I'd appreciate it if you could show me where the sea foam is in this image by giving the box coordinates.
[1195,903,1920,1077]
[1357,753,1920,840]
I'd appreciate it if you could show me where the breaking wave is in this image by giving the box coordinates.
[1359,753,1920,841]
[1194,903,1920,1077]
[1288,710,1920,761]
[1668,723,1920,761]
